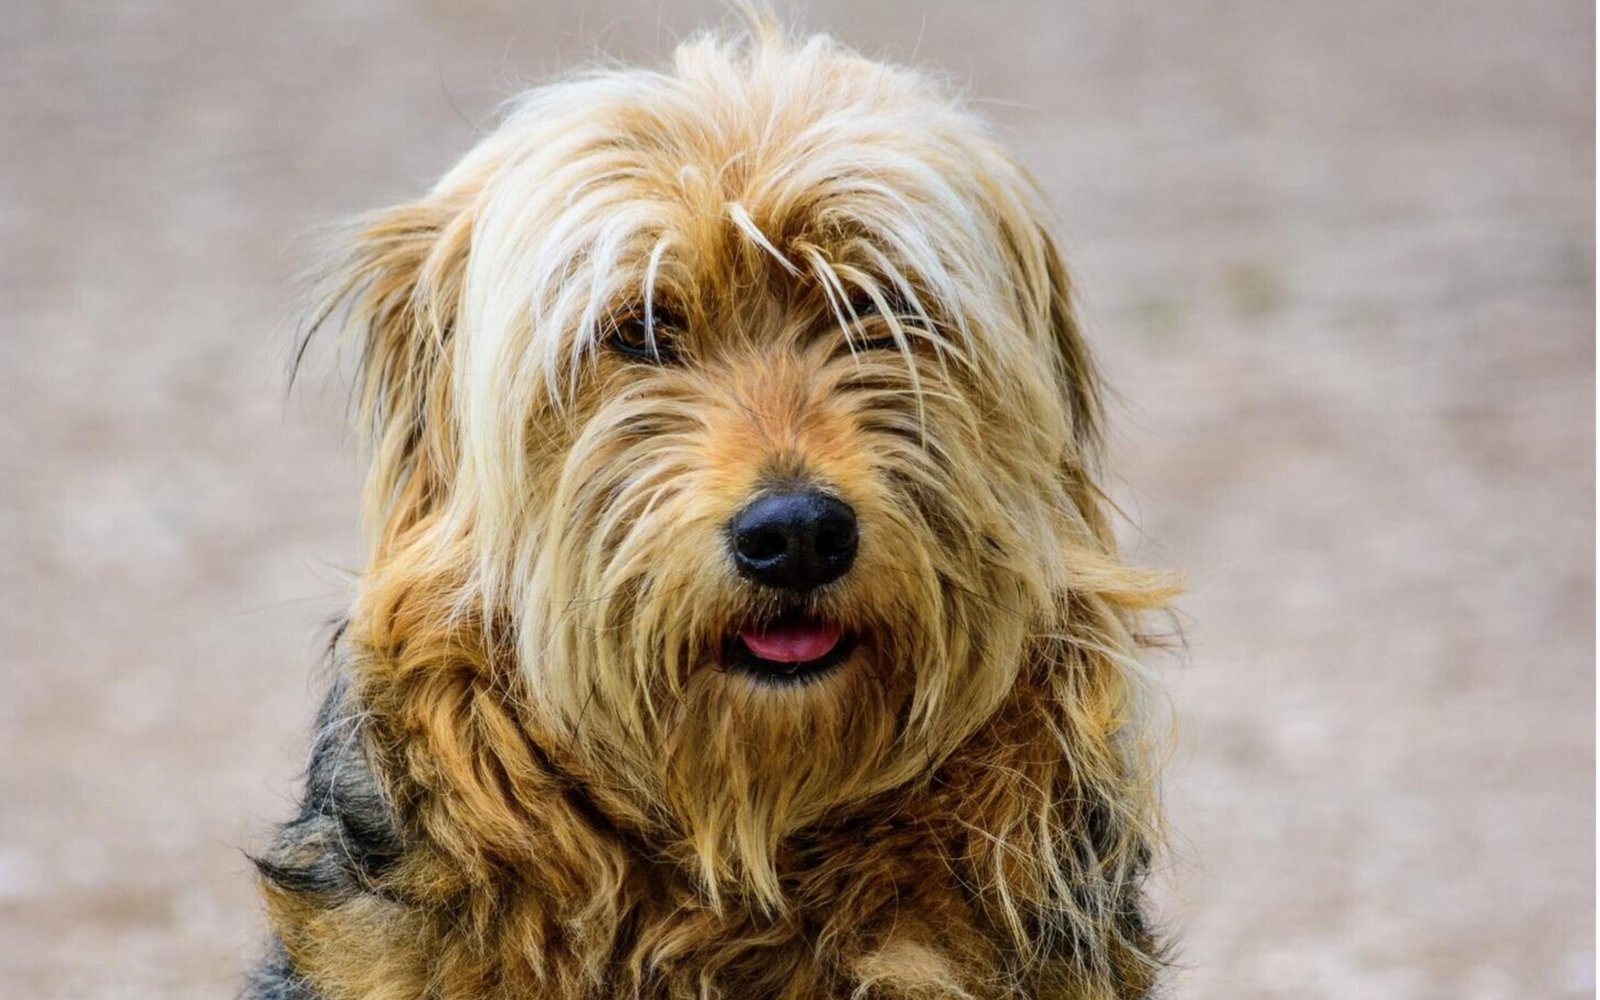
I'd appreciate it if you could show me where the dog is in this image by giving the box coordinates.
[248,16,1176,1000]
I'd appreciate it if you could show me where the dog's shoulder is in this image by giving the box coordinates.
[253,633,403,898]
[245,626,401,997]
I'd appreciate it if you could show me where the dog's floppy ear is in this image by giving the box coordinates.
[994,211,1123,548]
[996,205,1105,462]
[300,194,473,556]
[1034,226,1104,460]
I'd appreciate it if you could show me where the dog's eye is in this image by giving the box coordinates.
[605,308,682,363]
[853,330,902,352]
[847,287,914,352]
[848,288,897,321]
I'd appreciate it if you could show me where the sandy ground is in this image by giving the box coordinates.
[0,2,1592,998]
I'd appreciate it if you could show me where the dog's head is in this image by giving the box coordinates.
[316,23,1169,904]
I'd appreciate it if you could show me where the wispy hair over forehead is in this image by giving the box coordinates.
[468,35,1034,364]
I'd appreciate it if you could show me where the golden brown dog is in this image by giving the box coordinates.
[249,16,1176,1000]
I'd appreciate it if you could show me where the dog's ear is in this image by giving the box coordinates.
[996,207,1105,462]
[993,212,1121,547]
[301,195,474,556]
[1034,226,1104,461]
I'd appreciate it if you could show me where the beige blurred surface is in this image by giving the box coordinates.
[0,2,1592,997]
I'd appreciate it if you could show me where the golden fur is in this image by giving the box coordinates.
[256,15,1177,1000]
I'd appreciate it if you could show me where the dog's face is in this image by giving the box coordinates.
[333,32,1123,899]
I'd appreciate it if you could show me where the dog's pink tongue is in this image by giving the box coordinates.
[740,621,842,663]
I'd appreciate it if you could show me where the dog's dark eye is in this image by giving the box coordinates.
[853,330,902,352]
[606,308,682,363]
[847,287,914,352]
[847,288,898,321]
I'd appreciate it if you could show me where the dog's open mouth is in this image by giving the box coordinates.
[729,616,854,685]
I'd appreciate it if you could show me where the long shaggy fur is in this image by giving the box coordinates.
[251,16,1177,1000]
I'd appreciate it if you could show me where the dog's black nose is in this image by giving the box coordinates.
[729,490,858,591]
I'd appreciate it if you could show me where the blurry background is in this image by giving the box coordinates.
[1,1,1592,997]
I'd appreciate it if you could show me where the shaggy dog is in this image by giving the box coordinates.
[249,18,1176,1000]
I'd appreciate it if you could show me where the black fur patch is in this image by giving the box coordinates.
[245,632,399,998]
[251,671,401,896]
